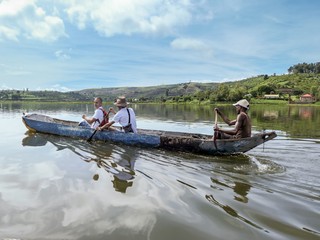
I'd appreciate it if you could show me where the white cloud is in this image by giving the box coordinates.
[171,37,207,50]
[171,37,213,56]
[55,49,71,61]
[63,0,195,36]
[0,0,34,17]
[25,15,66,41]
[41,84,73,92]
[0,0,66,42]
[0,25,19,41]
[1,0,209,41]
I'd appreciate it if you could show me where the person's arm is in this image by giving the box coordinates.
[215,108,235,125]
[83,108,102,124]
[82,114,97,124]
[109,107,116,114]
[98,120,115,131]
[217,114,244,135]
[216,126,237,136]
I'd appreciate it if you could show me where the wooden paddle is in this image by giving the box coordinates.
[87,110,111,142]
[87,129,98,143]
[213,109,218,149]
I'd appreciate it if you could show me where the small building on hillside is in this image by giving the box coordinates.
[299,94,316,103]
[277,88,294,95]
[264,94,280,99]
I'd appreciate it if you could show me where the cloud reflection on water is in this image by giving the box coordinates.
[0,132,199,239]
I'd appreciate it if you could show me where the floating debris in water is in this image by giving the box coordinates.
[93,174,99,181]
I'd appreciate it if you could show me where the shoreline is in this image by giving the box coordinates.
[1,99,319,106]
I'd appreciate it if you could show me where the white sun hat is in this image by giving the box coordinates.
[233,99,250,109]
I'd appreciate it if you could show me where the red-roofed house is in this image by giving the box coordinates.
[300,94,316,103]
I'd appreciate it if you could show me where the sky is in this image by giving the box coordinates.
[0,0,320,91]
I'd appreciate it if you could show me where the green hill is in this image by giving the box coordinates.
[1,73,319,103]
[234,73,320,97]
[76,73,319,103]
[203,73,320,103]
[77,82,218,102]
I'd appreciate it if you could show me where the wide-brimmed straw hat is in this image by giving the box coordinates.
[114,97,129,107]
[233,99,250,109]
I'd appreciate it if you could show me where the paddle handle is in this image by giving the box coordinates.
[213,109,219,149]
[214,109,218,127]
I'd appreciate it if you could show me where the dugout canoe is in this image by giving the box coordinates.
[22,113,277,156]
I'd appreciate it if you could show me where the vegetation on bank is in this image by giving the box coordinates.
[1,63,319,104]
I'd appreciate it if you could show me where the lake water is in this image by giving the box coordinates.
[0,102,319,240]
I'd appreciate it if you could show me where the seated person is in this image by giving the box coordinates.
[98,96,137,133]
[214,99,251,139]
[79,97,106,128]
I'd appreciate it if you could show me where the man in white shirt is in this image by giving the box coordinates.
[79,97,105,128]
[98,96,137,133]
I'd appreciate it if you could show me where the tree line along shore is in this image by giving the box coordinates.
[1,64,320,105]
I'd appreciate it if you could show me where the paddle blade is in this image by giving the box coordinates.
[87,129,97,142]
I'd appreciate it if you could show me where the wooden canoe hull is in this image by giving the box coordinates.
[22,113,277,155]
[22,114,160,147]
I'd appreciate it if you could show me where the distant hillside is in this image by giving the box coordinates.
[196,73,320,102]
[75,73,320,103]
[0,82,218,102]
[76,82,218,102]
[75,62,320,102]
[234,73,320,94]
[1,73,319,103]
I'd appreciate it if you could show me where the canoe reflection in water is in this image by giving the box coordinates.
[22,131,136,193]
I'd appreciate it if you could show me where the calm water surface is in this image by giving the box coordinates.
[0,102,319,240]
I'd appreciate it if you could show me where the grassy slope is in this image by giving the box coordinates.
[1,73,319,102]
